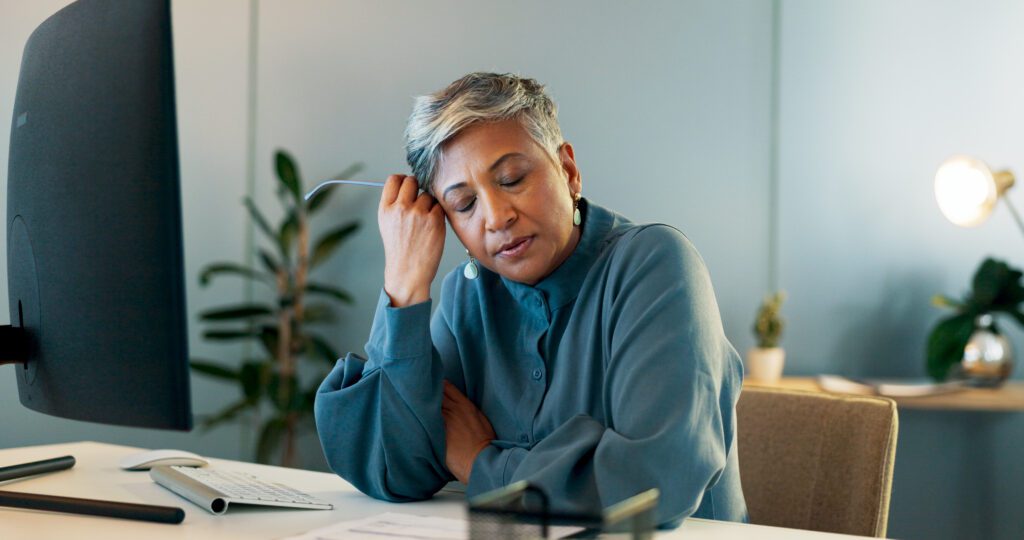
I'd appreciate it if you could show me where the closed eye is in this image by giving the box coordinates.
[454,176,524,213]
[500,176,524,187]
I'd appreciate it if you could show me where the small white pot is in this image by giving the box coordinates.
[746,347,786,383]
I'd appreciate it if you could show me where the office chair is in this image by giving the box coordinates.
[736,386,898,537]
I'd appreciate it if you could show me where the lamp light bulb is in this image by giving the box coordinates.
[934,155,999,227]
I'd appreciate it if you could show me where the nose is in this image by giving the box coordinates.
[479,190,516,232]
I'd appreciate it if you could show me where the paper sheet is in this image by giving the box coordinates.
[282,511,585,540]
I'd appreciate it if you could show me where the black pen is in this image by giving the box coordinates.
[0,455,185,524]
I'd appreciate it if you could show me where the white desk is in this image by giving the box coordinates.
[0,442,866,540]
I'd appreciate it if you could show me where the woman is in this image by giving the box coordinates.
[314,73,747,527]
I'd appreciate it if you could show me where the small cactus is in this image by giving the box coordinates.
[753,291,786,348]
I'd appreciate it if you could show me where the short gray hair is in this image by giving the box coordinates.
[404,72,564,194]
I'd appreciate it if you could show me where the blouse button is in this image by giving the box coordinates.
[518,434,529,443]
[531,368,543,380]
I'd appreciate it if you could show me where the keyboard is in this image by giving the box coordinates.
[149,465,334,515]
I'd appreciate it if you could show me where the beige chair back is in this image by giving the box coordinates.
[736,386,898,538]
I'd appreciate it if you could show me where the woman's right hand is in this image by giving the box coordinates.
[379,174,446,307]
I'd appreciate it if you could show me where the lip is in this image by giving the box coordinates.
[494,236,533,258]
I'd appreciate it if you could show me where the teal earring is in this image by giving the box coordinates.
[573,192,582,226]
[464,249,479,280]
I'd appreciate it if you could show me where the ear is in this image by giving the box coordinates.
[558,142,582,195]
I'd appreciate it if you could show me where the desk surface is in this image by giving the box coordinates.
[745,377,1024,411]
[0,441,867,540]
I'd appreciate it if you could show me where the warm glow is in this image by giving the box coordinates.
[934,155,998,227]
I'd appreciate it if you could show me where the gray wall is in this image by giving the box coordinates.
[778,1,1024,538]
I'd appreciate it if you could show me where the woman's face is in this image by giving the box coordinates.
[432,119,582,285]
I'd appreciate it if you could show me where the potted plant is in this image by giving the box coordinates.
[189,149,363,466]
[747,291,786,382]
[927,257,1023,385]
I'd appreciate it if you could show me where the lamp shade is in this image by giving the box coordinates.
[934,155,1013,227]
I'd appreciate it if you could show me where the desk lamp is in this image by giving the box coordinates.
[934,155,1023,233]
[933,155,1018,385]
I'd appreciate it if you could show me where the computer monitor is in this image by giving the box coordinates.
[2,0,192,430]
[0,0,192,523]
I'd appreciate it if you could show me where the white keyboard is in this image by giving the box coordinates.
[150,465,334,515]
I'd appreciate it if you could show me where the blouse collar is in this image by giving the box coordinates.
[500,198,617,311]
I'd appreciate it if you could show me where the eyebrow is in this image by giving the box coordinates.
[441,152,526,200]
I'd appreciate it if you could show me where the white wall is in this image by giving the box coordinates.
[777,2,1024,538]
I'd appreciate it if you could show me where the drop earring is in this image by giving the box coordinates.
[463,249,479,280]
[572,192,582,226]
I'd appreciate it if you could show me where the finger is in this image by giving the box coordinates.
[431,201,446,220]
[396,175,419,205]
[414,191,436,212]
[380,174,405,207]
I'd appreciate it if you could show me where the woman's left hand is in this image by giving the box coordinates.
[441,380,495,484]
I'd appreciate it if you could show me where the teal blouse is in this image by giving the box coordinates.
[314,199,748,526]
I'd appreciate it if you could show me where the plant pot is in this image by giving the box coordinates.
[956,314,1013,387]
[746,347,785,383]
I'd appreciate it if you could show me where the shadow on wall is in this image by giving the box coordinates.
[831,271,944,378]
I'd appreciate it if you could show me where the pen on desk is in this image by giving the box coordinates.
[0,455,76,482]
[0,490,185,524]
[304,179,386,201]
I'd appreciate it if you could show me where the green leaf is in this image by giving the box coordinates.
[310,222,360,269]
[269,373,304,413]
[305,282,354,304]
[200,398,252,432]
[244,197,276,244]
[239,361,270,403]
[971,258,1024,309]
[199,304,274,321]
[306,162,365,214]
[257,325,280,358]
[279,210,298,258]
[258,249,282,276]
[926,312,976,381]
[199,263,268,287]
[256,416,287,464]
[302,384,319,411]
[189,360,239,381]
[302,303,336,324]
[203,329,260,341]
[931,295,963,310]
[275,150,302,202]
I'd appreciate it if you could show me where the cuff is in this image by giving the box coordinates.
[378,289,433,360]
[466,444,529,498]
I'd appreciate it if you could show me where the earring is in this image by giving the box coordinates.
[572,192,582,226]
[463,249,479,280]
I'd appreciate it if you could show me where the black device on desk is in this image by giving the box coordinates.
[469,482,660,539]
[0,0,190,524]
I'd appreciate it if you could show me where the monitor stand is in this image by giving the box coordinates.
[0,325,29,365]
